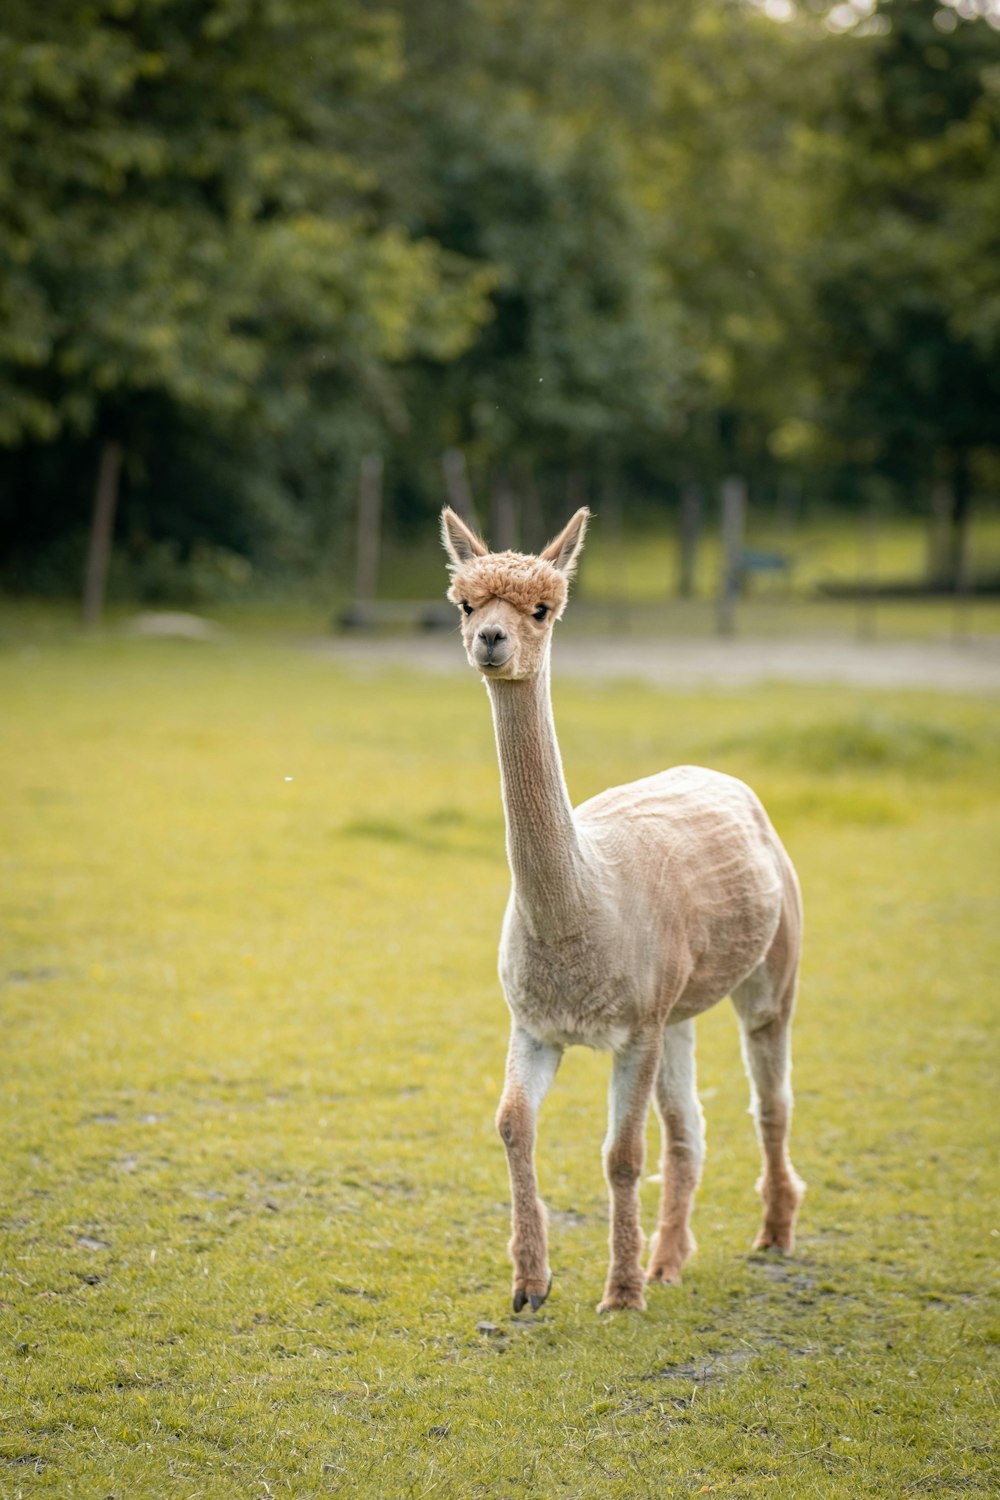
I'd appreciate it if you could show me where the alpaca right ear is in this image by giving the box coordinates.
[440,507,488,568]
[541,507,590,577]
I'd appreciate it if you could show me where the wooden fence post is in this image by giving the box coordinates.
[603,489,630,630]
[354,452,383,611]
[857,501,878,642]
[952,499,973,641]
[566,471,588,598]
[82,439,123,627]
[678,483,701,598]
[717,475,745,636]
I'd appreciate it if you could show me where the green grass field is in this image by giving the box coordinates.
[2,625,998,1498]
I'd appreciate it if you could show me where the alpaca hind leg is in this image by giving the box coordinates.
[598,1028,663,1312]
[732,951,805,1253]
[496,1025,562,1312]
[647,1019,705,1285]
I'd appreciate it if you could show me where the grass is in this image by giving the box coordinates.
[1,622,998,1498]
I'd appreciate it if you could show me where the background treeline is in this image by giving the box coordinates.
[1,0,999,603]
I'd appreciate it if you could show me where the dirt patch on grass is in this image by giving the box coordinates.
[645,1348,755,1385]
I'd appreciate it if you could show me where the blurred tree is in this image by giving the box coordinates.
[3,0,998,602]
[801,0,1000,583]
[0,0,493,605]
[632,2,831,498]
[390,0,832,531]
[377,0,692,538]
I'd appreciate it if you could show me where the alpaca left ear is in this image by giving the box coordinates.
[440,507,488,569]
[541,507,590,577]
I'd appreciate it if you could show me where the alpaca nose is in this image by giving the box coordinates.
[477,625,508,652]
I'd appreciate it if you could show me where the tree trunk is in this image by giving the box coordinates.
[354,452,383,607]
[82,439,123,627]
[442,448,478,529]
[929,453,974,592]
[519,463,546,553]
[491,470,517,552]
[926,479,952,588]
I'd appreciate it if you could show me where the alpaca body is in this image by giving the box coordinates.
[440,504,805,1314]
[500,764,795,1052]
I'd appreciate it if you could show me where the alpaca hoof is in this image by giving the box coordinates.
[646,1227,695,1286]
[513,1274,551,1314]
[646,1264,683,1286]
[752,1228,794,1254]
[597,1284,646,1313]
[753,1175,804,1254]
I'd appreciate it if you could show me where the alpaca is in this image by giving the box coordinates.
[440,505,805,1313]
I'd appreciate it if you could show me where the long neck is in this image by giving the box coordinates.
[486,658,588,936]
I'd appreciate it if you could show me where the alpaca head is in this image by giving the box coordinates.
[440,507,590,680]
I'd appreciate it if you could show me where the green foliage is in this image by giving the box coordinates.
[1,630,998,1495]
[0,0,494,585]
[390,1,691,475]
[0,0,492,443]
[2,0,1000,593]
[801,0,1000,489]
[634,5,829,475]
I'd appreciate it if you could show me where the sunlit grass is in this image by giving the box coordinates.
[2,628,997,1497]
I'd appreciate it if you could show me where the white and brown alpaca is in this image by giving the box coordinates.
[440,506,805,1313]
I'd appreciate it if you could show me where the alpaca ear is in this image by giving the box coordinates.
[541,507,590,577]
[440,507,488,568]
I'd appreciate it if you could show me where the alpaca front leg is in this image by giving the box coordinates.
[496,1025,562,1313]
[648,1019,706,1285]
[599,1031,663,1312]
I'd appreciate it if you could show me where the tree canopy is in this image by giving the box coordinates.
[1,0,998,597]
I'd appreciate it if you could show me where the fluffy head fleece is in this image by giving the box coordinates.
[446,551,570,618]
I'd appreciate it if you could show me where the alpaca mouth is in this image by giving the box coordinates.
[477,653,514,674]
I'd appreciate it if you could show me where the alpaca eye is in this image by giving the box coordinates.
[461,601,473,616]
[533,604,549,621]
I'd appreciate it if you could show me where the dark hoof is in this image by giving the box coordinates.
[514,1275,552,1315]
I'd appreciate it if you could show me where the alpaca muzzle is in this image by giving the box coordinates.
[475,625,513,673]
